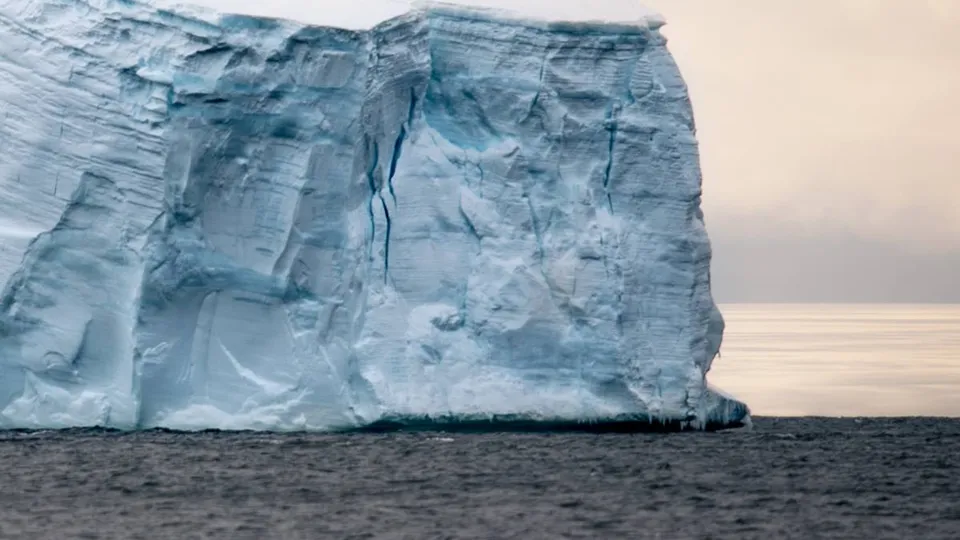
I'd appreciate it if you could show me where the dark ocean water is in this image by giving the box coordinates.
[1,418,959,539]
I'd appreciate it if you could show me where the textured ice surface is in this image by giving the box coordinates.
[163,0,665,31]
[0,0,748,430]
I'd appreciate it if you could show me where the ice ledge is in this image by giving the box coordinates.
[153,0,666,32]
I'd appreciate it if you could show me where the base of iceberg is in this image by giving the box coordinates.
[353,410,751,434]
[0,0,748,431]
[142,383,750,432]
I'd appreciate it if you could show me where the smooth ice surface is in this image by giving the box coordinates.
[0,0,747,430]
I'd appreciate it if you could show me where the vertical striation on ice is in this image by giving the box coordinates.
[0,0,748,430]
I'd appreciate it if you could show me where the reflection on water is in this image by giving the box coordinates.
[708,304,960,417]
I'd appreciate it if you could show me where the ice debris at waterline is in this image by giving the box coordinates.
[0,0,748,431]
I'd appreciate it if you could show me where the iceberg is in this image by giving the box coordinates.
[0,0,748,430]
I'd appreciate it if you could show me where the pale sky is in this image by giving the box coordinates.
[643,0,960,302]
[187,0,960,302]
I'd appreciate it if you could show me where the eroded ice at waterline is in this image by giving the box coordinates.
[0,0,748,430]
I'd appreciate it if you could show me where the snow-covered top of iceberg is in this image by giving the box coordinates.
[153,0,666,31]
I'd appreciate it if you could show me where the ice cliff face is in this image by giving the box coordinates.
[0,0,748,430]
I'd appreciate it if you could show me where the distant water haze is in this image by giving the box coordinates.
[712,304,960,416]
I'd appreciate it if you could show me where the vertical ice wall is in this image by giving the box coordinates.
[0,0,206,426]
[135,18,379,429]
[0,0,747,430]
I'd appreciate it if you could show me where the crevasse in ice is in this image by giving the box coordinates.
[0,0,748,430]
